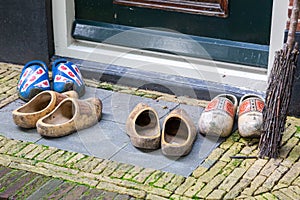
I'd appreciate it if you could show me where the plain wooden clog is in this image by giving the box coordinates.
[161,109,196,157]
[12,90,78,128]
[126,103,161,149]
[36,97,102,137]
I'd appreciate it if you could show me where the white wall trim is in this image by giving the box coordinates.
[52,0,287,93]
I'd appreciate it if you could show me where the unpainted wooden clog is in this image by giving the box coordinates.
[198,94,238,137]
[126,103,161,149]
[36,97,102,137]
[238,94,264,137]
[161,109,196,157]
[12,90,78,128]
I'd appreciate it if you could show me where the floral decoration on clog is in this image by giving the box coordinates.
[17,60,50,101]
[52,59,85,97]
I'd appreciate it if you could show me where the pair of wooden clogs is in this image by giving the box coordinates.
[126,103,197,157]
[12,91,102,137]
[199,94,264,138]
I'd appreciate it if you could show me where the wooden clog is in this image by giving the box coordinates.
[126,103,161,149]
[12,90,78,128]
[36,97,102,137]
[238,94,264,137]
[161,109,196,157]
[198,94,238,137]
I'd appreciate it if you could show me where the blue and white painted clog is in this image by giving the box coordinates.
[52,59,85,97]
[17,60,51,101]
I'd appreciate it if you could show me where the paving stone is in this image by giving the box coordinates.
[169,194,190,200]
[114,193,132,200]
[123,165,144,180]
[280,187,300,200]
[223,178,251,199]
[12,174,51,199]
[206,189,226,200]
[279,137,299,158]
[0,169,26,191]
[218,168,247,192]
[79,188,105,200]
[242,175,267,196]
[192,165,209,178]
[0,166,11,177]
[184,179,205,198]
[164,175,185,191]
[174,176,197,195]
[263,166,288,189]
[199,161,227,183]
[80,157,103,173]
[153,172,175,188]
[15,143,37,158]
[5,141,28,155]
[111,163,134,179]
[34,146,59,161]
[272,190,294,200]
[37,120,129,158]
[243,159,268,180]
[36,162,79,175]
[132,168,156,183]
[293,176,300,187]
[279,161,300,185]
[285,144,300,164]
[47,182,76,200]
[260,158,282,177]
[24,145,46,159]
[254,194,266,200]
[144,170,165,185]
[196,174,226,199]
[221,159,243,177]
[101,161,120,177]
[97,181,146,199]
[289,185,300,195]
[146,194,168,200]
[219,137,235,150]
[26,179,64,200]
[65,153,86,167]
[54,151,77,166]
[253,186,269,196]
[0,139,20,154]
[220,142,245,162]
[63,185,90,200]
[261,192,277,200]
[281,123,298,144]
[91,159,110,174]
[45,150,66,163]
[72,156,94,170]
[0,171,36,199]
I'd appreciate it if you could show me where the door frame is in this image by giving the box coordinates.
[52,0,287,92]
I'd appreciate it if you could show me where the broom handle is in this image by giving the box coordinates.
[287,0,300,49]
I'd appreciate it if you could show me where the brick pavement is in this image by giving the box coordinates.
[0,62,300,199]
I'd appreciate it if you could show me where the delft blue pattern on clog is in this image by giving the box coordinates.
[17,60,51,101]
[52,59,85,96]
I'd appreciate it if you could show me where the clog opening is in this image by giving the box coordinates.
[43,101,74,125]
[223,95,235,104]
[135,110,158,136]
[19,93,52,113]
[164,117,188,144]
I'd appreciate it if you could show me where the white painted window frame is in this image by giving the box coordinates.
[52,0,288,92]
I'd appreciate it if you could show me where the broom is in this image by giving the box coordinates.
[259,0,300,158]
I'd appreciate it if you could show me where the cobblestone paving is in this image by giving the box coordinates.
[0,62,300,199]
